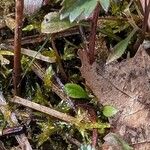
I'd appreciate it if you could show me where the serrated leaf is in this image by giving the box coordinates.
[41,12,78,34]
[106,28,137,64]
[60,0,109,23]
[80,144,95,150]
[60,0,97,22]
[99,0,110,12]
[64,83,89,99]
[103,105,118,117]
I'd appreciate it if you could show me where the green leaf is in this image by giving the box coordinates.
[103,105,118,117]
[64,83,89,99]
[106,28,137,64]
[80,144,95,150]
[60,0,110,22]
[23,24,40,31]
[41,12,79,34]
[99,0,110,12]
[60,0,97,22]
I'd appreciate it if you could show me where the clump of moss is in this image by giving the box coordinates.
[0,0,15,16]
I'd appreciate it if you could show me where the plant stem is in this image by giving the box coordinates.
[13,0,24,96]
[143,0,150,32]
[134,0,150,51]
[88,3,100,64]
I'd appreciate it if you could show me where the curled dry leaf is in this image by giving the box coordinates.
[78,45,150,149]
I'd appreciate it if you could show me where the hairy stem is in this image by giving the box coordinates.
[13,0,24,95]
[88,3,100,64]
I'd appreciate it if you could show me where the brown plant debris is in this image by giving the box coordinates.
[78,45,150,149]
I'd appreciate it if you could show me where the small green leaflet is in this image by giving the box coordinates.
[60,0,110,22]
[106,28,138,64]
[64,83,89,99]
[103,105,118,117]
[23,24,40,31]
[98,0,110,12]
[41,12,78,34]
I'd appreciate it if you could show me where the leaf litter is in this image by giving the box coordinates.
[78,44,150,149]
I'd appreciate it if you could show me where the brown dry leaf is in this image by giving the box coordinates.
[101,132,133,150]
[78,45,150,150]
[5,15,15,30]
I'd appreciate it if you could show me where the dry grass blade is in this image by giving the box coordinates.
[0,44,56,63]
[21,48,56,63]
[11,96,76,123]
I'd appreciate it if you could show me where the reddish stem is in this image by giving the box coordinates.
[88,108,98,148]
[88,3,100,64]
[134,0,150,51]
[76,104,98,148]
[13,0,24,95]
[143,0,150,32]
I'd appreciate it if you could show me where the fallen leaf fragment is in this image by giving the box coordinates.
[78,45,150,150]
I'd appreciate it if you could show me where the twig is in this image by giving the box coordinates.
[0,92,32,150]
[0,141,7,150]
[4,34,47,45]
[11,96,76,123]
[66,136,81,147]
[88,3,100,64]
[13,0,24,95]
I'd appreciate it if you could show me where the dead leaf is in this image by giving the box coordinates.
[78,45,150,150]
[102,132,133,150]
